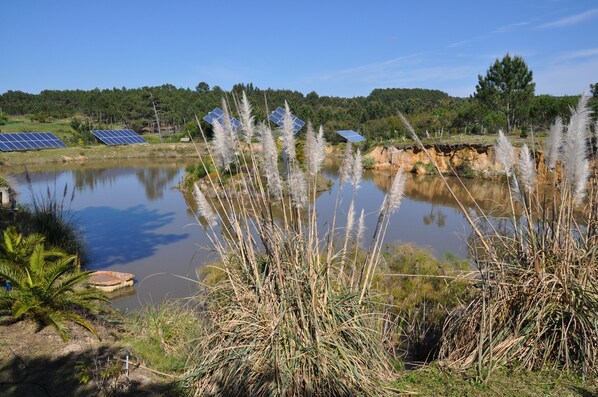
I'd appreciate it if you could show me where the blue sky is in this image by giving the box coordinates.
[1,0,596,98]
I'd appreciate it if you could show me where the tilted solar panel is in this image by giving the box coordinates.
[336,130,366,143]
[203,108,241,130]
[91,129,147,146]
[0,132,67,152]
[268,107,305,134]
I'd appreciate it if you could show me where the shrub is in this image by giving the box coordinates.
[362,156,377,169]
[184,96,407,396]
[455,162,476,179]
[0,227,105,340]
[403,94,598,377]
[17,177,88,263]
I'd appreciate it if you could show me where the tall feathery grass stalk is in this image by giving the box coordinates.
[404,94,598,377]
[184,93,404,396]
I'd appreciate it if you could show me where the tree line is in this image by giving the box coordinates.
[1,55,595,143]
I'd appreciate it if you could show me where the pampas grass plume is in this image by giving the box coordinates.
[339,142,353,187]
[193,183,217,227]
[352,149,363,190]
[518,144,536,194]
[543,117,563,169]
[495,130,516,176]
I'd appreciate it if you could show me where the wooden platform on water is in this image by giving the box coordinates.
[88,271,135,292]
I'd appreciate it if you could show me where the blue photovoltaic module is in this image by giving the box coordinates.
[268,107,305,134]
[91,129,147,146]
[203,108,241,130]
[336,130,366,143]
[0,132,67,152]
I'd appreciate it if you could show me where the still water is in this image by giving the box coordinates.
[10,158,509,311]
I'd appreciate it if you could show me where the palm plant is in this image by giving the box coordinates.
[0,227,105,341]
[185,95,407,396]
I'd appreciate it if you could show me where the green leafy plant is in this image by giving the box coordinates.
[76,354,131,394]
[0,227,105,340]
[362,155,377,169]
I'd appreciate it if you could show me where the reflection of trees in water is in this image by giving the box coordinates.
[136,167,180,201]
[72,168,115,192]
[423,205,446,228]
[69,164,181,199]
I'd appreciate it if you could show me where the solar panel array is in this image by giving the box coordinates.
[0,132,67,152]
[268,107,305,134]
[336,130,366,143]
[203,108,241,130]
[91,129,146,146]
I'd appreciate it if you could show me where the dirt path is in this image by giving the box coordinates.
[0,318,178,396]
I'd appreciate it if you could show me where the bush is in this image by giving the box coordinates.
[455,162,476,179]
[16,175,88,263]
[362,156,377,169]
[0,227,105,340]
[184,98,405,396]
[404,95,598,377]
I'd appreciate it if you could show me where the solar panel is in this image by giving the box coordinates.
[91,129,147,146]
[268,107,305,134]
[0,132,67,152]
[203,108,241,130]
[336,130,366,143]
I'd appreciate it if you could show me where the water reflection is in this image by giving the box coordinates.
[10,157,513,311]
[77,205,189,267]
[135,167,180,200]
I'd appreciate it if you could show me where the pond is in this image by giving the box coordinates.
[9,158,509,311]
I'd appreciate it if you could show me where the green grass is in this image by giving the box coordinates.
[0,115,75,140]
[394,365,598,397]
[124,301,206,375]
[0,115,121,143]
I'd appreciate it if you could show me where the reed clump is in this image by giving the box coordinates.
[185,94,407,396]
[405,94,598,376]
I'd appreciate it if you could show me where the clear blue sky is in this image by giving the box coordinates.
[1,0,596,98]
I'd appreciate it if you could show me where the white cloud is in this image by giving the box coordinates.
[318,55,475,92]
[494,21,530,33]
[448,39,472,48]
[551,48,598,62]
[538,7,598,29]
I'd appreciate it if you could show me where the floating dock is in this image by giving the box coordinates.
[88,271,135,292]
